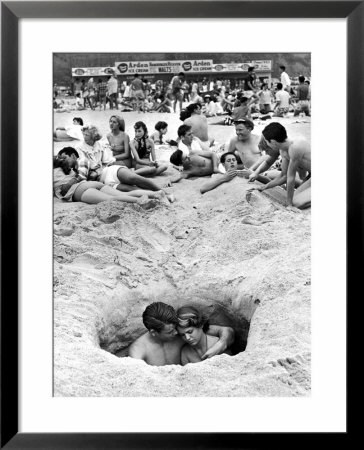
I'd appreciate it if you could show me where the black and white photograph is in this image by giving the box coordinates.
[53,52,311,397]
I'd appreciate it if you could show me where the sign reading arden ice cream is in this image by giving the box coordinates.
[114,60,214,75]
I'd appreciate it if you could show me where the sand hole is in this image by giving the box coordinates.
[98,298,254,363]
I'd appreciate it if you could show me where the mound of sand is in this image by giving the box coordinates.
[53,110,311,397]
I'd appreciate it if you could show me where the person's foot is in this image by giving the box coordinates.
[136,195,156,209]
[161,179,172,188]
[153,190,170,205]
[166,194,176,203]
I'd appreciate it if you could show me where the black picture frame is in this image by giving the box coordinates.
[1,1,360,448]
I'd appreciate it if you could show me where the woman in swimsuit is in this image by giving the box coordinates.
[53,149,167,206]
[176,305,232,365]
[150,121,169,145]
[106,115,133,168]
[130,121,168,177]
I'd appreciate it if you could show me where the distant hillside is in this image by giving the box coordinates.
[54,52,311,85]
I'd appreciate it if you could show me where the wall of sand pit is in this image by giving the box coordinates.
[54,175,311,397]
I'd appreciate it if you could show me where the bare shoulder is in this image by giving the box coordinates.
[128,332,149,359]
[289,139,310,156]
[229,136,239,147]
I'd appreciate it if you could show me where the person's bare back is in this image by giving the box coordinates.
[185,115,209,142]
[288,138,311,173]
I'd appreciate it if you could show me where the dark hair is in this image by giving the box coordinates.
[142,302,178,332]
[134,73,139,77]
[262,122,287,143]
[305,80,310,85]
[234,117,254,130]
[248,66,255,72]
[170,149,183,166]
[73,117,84,126]
[299,75,305,83]
[155,121,168,131]
[178,72,185,77]
[179,109,190,121]
[277,82,283,90]
[134,121,148,137]
[58,146,79,158]
[169,140,178,147]
[187,102,201,114]
[220,152,237,164]
[280,65,286,71]
[177,124,191,138]
[176,305,209,333]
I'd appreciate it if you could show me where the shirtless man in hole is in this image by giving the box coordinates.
[128,302,234,366]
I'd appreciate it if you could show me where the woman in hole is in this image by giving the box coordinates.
[176,305,232,365]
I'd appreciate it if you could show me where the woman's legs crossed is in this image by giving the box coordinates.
[117,169,161,191]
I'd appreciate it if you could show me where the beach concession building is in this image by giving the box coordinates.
[70,58,273,86]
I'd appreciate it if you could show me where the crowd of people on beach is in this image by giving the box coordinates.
[54,67,311,366]
[54,66,311,118]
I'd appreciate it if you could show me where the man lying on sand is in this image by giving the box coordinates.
[170,148,219,180]
[249,122,311,209]
[169,125,220,180]
[200,152,249,194]
[128,302,234,366]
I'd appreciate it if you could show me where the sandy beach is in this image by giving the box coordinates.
[53,107,311,397]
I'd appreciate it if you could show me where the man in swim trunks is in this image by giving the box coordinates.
[173,124,219,177]
[107,73,118,110]
[128,302,234,366]
[293,76,311,117]
[170,72,185,113]
[249,122,311,209]
[243,66,257,98]
[130,73,145,112]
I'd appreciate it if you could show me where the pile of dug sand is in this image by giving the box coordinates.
[54,109,311,397]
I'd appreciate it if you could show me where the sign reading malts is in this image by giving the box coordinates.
[114,60,214,75]
[72,67,115,77]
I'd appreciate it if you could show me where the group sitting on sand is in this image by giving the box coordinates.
[54,107,311,209]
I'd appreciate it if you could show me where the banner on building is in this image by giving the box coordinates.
[212,60,272,73]
[72,67,116,77]
[114,60,214,75]
[72,60,272,77]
